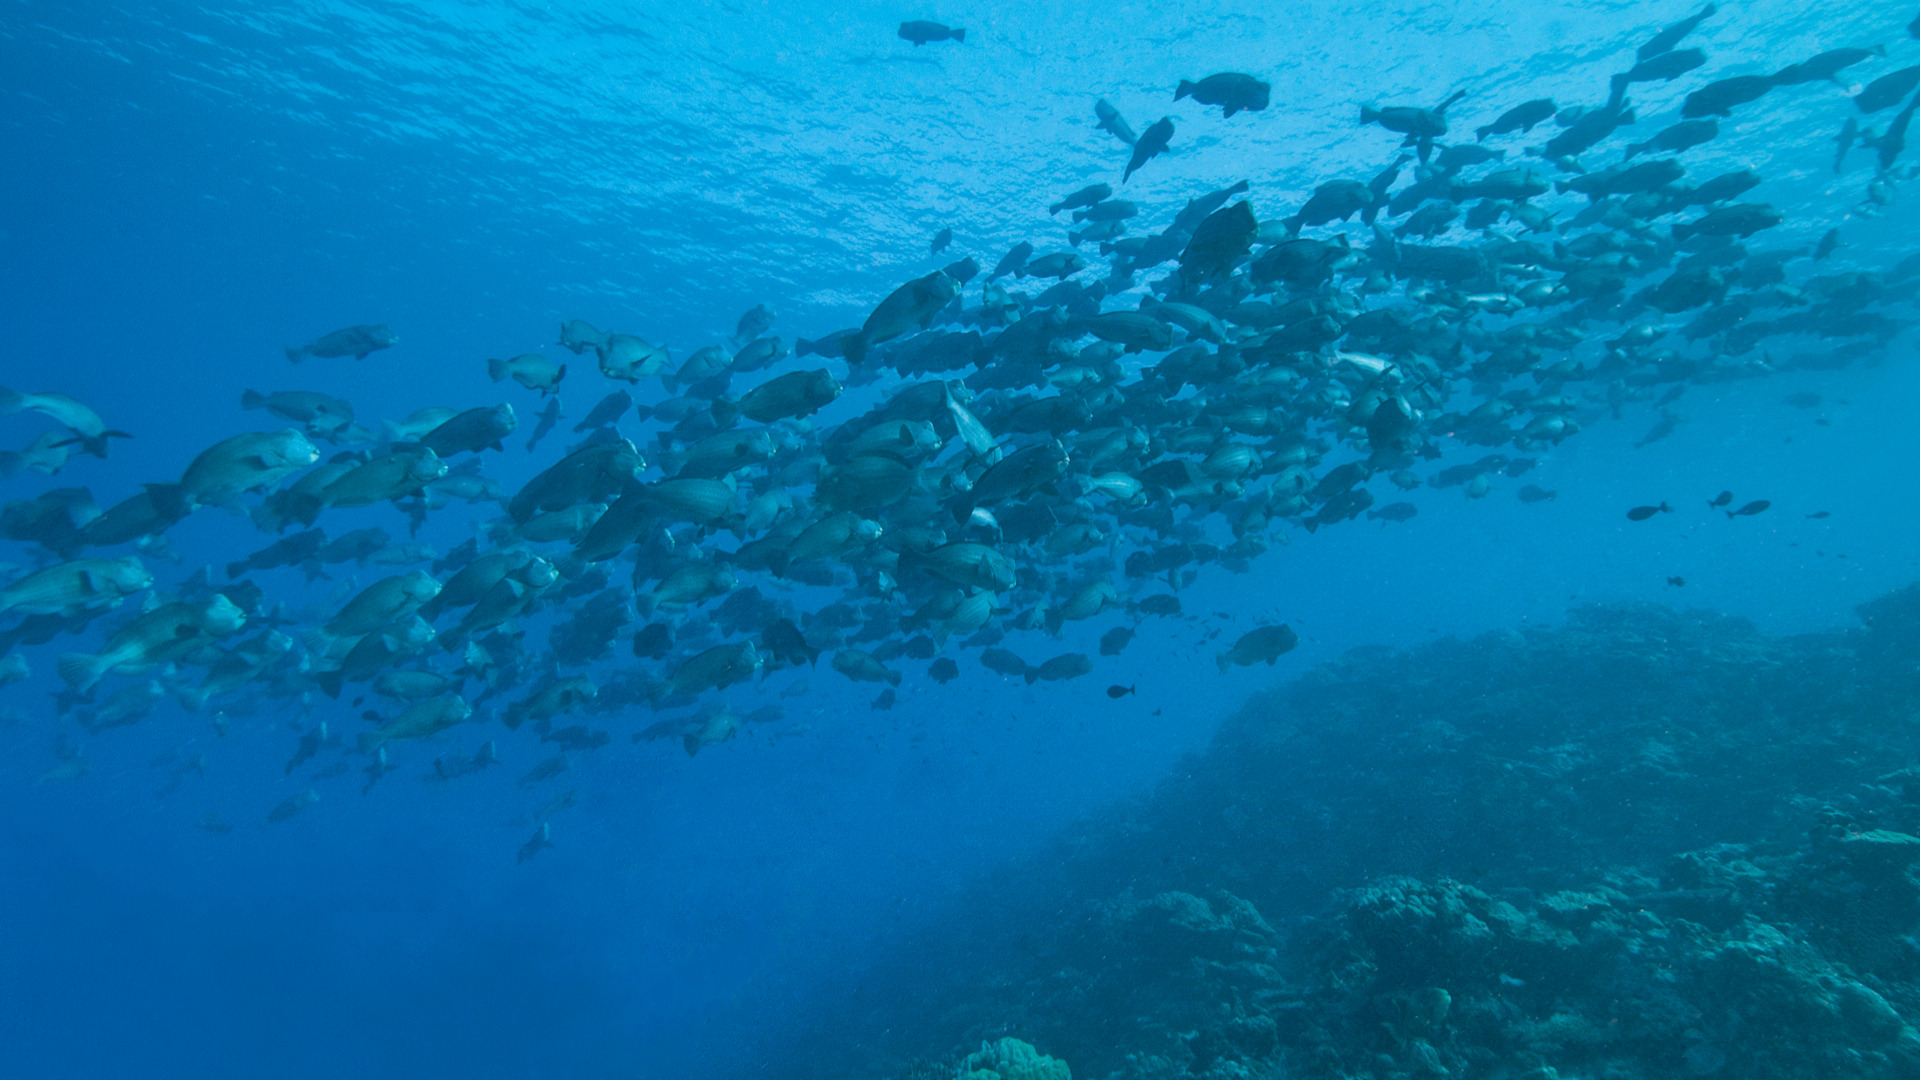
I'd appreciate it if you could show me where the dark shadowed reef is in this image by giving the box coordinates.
[757,583,1920,1080]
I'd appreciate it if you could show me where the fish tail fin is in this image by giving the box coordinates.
[57,653,103,691]
[1671,222,1694,242]
[1023,668,1038,686]
[315,671,343,700]
[1360,105,1380,125]
[1282,215,1302,236]
[285,346,304,364]
[886,671,901,687]
[1475,124,1491,141]
[356,732,385,754]
[486,357,508,382]
[840,333,868,367]
[950,28,964,42]
[240,390,267,410]
[1176,79,1195,101]
[225,559,250,580]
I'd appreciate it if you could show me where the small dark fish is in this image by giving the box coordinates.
[1626,502,1672,521]
[1366,501,1418,523]
[286,324,397,363]
[1095,98,1138,146]
[517,823,554,864]
[1708,490,1733,508]
[1124,117,1174,183]
[1476,98,1556,141]
[1099,626,1135,656]
[1806,511,1831,519]
[1517,485,1557,503]
[928,657,960,684]
[1174,73,1270,118]
[898,21,964,46]
[525,397,562,452]
[1106,684,1136,699]
[1667,576,1686,587]
[1134,594,1182,617]
[930,227,953,255]
[1727,500,1770,519]
[1638,3,1716,62]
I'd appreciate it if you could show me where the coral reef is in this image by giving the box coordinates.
[772,589,1920,1080]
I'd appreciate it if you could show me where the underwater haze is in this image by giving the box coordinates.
[3,1,1920,1078]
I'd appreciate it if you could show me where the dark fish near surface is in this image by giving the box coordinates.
[1857,66,1920,114]
[1050,184,1111,216]
[1727,500,1770,519]
[1626,502,1672,521]
[1106,684,1135,699]
[898,21,963,45]
[1095,98,1138,146]
[1476,98,1555,141]
[1682,75,1774,120]
[1517,485,1557,503]
[286,324,397,363]
[1638,3,1716,62]
[1175,73,1270,118]
[1772,47,1884,87]
[1708,490,1734,508]
[1124,118,1174,182]
[1367,501,1417,522]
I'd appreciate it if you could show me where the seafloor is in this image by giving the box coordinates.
[776,584,1920,1080]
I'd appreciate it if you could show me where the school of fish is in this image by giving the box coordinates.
[4,6,1918,858]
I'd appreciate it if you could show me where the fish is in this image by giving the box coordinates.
[1517,486,1556,503]
[1476,98,1555,141]
[489,354,566,395]
[1857,66,1920,114]
[1217,624,1298,673]
[1175,73,1270,118]
[1772,47,1885,86]
[898,21,964,45]
[0,386,133,458]
[1095,98,1138,146]
[1637,4,1715,62]
[1626,503,1672,521]
[357,694,471,752]
[1106,684,1136,699]
[1050,184,1111,216]
[1727,500,1770,519]
[1124,117,1174,182]
[517,823,555,864]
[1709,490,1734,507]
[286,324,396,363]
[930,227,953,254]
[266,789,319,823]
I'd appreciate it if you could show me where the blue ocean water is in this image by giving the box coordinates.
[2,1,1918,1078]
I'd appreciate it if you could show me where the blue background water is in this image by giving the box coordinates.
[1,1,1914,1077]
